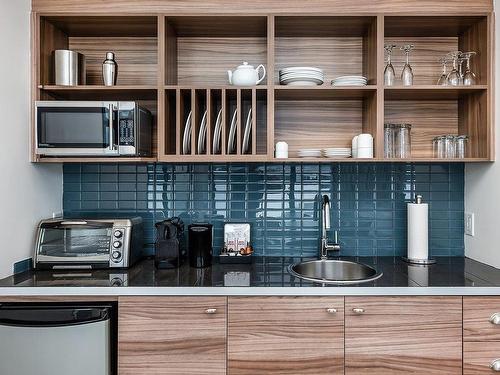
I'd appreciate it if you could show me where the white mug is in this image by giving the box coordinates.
[275,141,288,158]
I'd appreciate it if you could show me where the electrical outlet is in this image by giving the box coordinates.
[465,212,475,236]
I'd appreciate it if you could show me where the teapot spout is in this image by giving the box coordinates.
[227,70,233,85]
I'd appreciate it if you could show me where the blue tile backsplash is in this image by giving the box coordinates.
[63,163,465,257]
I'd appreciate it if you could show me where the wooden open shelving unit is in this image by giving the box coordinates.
[31,10,494,163]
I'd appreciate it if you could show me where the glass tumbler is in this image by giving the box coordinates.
[456,135,468,158]
[384,123,395,158]
[433,136,446,158]
[396,124,412,158]
[444,135,456,158]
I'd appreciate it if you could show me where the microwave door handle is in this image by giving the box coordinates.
[108,104,115,152]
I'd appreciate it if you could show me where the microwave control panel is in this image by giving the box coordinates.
[118,109,135,146]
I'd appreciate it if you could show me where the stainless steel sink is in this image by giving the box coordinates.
[288,259,383,285]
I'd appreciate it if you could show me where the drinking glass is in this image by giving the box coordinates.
[444,135,456,158]
[433,136,446,158]
[437,58,448,86]
[462,51,477,86]
[447,51,462,86]
[384,123,395,158]
[384,44,397,86]
[400,45,414,86]
[456,135,468,158]
[396,124,412,158]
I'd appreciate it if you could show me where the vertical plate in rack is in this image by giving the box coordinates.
[182,111,192,155]
[213,108,223,154]
[197,110,208,154]
[227,108,238,154]
[242,108,252,154]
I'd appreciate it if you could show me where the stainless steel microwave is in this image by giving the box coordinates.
[34,217,144,269]
[35,101,152,156]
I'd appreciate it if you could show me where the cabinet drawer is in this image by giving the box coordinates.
[464,297,500,341]
[464,341,500,374]
[228,296,344,375]
[118,297,226,375]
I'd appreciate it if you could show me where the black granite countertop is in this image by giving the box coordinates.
[1,257,500,292]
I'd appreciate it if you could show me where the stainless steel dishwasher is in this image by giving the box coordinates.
[0,303,115,375]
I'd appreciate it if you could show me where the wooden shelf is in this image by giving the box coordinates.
[36,157,158,163]
[384,85,488,100]
[39,85,158,100]
[32,13,493,163]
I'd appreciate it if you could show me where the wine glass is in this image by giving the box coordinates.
[437,57,448,86]
[446,51,462,86]
[384,44,397,86]
[458,53,466,85]
[400,45,414,86]
[462,51,477,86]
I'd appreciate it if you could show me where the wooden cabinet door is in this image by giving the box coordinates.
[464,341,500,374]
[228,296,344,375]
[118,297,226,375]
[345,296,462,375]
[464,297,500,341]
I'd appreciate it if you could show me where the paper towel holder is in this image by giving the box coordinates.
[402,194,436,266]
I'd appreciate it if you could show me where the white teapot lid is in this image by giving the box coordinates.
[237,62,254,70]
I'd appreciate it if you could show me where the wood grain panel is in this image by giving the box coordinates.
[464,341,500,374]
[32,0,493,14]
[118,296,226,375]
[275,37,364,84]
[68,36,157,85]
[40,18,68,85]
[345,296,462,375]
[464,297,500,341]
[177,37,267,85]
[385,100,458,158]
[228,296,344,375]
[384,37,458,85]
[385,16,488,37]
[275,99,364,156]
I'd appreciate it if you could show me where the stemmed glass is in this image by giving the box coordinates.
[437,57,448,86]
[384,44,397,86]
[446,51,462,86]
[462,51,477,86]
[400,45,414,86]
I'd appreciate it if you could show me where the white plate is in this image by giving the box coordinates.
[212,108,223,154]
[282,80,323,86]
[197,110,207,154]
[182,111,192,155]
[227,108,238,154]
[280,67,323,74]
[334,75,367,80]
[242,108,252,154]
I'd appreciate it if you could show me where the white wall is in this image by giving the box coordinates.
[0,0,62,278]
[465,1,500,267]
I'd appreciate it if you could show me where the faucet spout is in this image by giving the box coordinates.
[320,195,340,259]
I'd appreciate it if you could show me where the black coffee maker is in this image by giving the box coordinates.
[154,217,185,269]
[188,223,213,268]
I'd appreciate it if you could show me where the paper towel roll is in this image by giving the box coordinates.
[407,202,428,260]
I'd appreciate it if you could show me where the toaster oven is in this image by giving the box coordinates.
[35,101,152,157]
[34,217,144,269]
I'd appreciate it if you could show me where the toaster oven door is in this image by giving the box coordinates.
[35,221,112,266]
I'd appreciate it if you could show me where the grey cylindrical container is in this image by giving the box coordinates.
[54,50,86,86]
[102,52,117,86]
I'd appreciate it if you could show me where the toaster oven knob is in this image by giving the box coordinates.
[112,250,122,260]
[113,230,123,238]
[113,241,122,249]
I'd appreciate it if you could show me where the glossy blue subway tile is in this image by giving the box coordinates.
[62,162,464,257]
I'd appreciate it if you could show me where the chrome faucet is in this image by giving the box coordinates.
[320,195,340,259]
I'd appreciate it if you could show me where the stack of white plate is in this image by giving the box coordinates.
[322,148,352,158]
[331,75,367,86]
[279,67,324,86]
[298,148,322,158]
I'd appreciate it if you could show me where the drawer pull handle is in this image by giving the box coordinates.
[352,308,365,314]
[326,308,337,314]
[490,313,500,325]
[205,308,217,314]
[490,359,500,371]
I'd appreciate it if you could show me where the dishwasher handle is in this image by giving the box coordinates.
[0,305,111,327]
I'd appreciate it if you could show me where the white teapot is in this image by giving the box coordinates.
[227,62,266,86]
